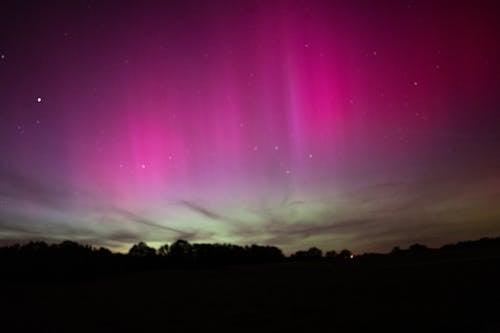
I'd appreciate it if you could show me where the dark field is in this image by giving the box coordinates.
[2,256,499,332]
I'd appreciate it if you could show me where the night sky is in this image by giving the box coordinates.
[1,0,499,254]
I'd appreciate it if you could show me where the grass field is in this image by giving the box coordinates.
[2,256,499,332]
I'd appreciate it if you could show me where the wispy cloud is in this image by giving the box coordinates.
[179,200,229,221]
[109,206,199,241]
[0,169,76,211]
[177,199,250,226]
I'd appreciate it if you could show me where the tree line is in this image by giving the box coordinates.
[0,239,356,278]
[1,236,499,280]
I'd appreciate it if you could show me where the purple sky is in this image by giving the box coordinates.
[1,0,499,253]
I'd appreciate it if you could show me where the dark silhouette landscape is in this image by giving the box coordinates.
[1,236,499,332]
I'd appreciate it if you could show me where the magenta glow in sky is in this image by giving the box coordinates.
[1,1,500,253]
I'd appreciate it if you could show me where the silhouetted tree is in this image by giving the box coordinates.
[19,241,49,256]
[325,250,337,258]
[307,247,322,258]
[158,244,169,257]
[169,239,193,264]
[191,243,248,266]
[291,247,323,261]
[96,247,112,256]
[52,240,94,262]
[338,249,353,260]
[390,246,402,255]
[246,244,284,263]
[408,243,428,253]
[128,242,156,257]
[290,250,306,260]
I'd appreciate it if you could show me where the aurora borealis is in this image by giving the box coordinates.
[1,1,499,254]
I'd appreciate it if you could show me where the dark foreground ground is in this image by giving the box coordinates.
[2,256,499,332]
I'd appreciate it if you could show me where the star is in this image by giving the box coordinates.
[0,54,5,60]
[274,145,279,150]
[36,97,42,103]
[285,169,291,175]
[308,153,313,159]
[140,163,146,169]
